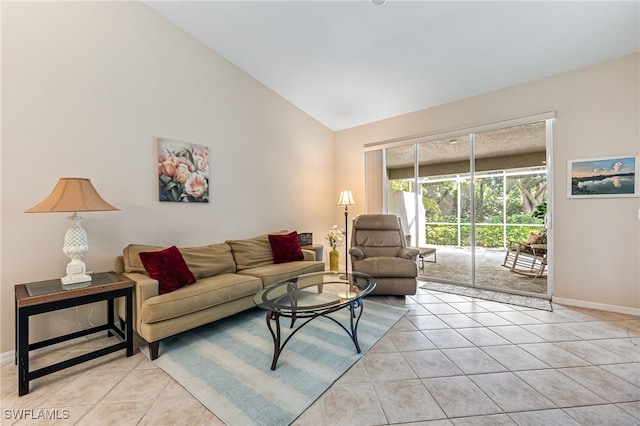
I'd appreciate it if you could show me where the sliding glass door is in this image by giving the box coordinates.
[416,136,472,286]
[380,119,550,297]
[472,123,547,294]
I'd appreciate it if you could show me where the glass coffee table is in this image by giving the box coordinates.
[254,271,376,370]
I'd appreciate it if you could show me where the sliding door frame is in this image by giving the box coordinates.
[365,112,556,298]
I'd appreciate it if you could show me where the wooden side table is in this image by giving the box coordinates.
[14,271,134,396]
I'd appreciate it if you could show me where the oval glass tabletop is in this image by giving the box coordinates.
[254,271,376,313]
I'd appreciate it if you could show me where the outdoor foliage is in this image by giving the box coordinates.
[392,169,546,248]
[427,224,542,247]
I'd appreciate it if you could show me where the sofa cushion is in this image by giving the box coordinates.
[238,260,325,287]
[123,243,236,278]
[226,230,287,271]
[139,246,197,294]
[140,273,263,324]
[179,243,236,278]
[269,231,304,263]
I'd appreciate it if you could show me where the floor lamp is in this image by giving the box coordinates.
[337,190,355,272]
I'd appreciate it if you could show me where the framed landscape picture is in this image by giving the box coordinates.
[157,137,210,202]
[567,155,638,198]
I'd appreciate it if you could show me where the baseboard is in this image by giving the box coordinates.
[0,350,14,365]
[552,297,640,317]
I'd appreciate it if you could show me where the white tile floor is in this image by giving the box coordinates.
[2,286,639,425]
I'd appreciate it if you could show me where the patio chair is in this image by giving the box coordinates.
[502,230,547,278]
[349,214,420,295]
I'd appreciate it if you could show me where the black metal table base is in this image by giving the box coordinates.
[265,298,364,370]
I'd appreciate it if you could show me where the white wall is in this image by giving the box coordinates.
[1,2,335,352]
[335,53,640,314]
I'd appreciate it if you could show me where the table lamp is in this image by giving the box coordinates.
[26,178,119,285]
[337,190,355,271]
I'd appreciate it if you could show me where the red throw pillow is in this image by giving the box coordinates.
[269,231,304,264]
[139,246,196,294]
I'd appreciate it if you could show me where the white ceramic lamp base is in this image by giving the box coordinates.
[61,259,91,285]
[61,213,92,286]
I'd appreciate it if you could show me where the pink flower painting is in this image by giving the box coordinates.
[158,138,209,203]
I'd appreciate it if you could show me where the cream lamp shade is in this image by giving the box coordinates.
[26,178,119,286]
[337,190,355,207]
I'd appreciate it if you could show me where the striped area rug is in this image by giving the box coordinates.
[145,301,406,425]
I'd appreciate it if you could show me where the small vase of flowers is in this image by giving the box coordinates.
[326,225,344,271]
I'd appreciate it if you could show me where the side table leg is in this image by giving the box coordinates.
[125,290,133,357]
[18,309,29,396]
[107,299,114,337]
[14,297,18,365]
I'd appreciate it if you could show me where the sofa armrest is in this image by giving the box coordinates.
[399,247,420,260]
[127,272,160,300]
[349,247,365,260]
[117,272,159,334]
[301,249,315,261]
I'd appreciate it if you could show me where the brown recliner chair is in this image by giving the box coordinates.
[349,214,419,295]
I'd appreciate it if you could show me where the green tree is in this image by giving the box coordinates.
[513,174,546,213]
[421,180,457,222]
[475,176,504,222]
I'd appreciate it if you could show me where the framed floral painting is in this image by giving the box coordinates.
[157,138,209,202]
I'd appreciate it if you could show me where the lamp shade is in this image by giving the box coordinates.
[337,190,355,206]
[26,178,119,213]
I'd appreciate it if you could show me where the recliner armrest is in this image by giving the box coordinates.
[349,247,365,260]
[399,247,420,260]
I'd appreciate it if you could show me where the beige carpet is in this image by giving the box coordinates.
[418,246,547,295]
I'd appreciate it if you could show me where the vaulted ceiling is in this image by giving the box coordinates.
[145,1,639,131]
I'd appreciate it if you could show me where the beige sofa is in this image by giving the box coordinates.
[116,232,324,359]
